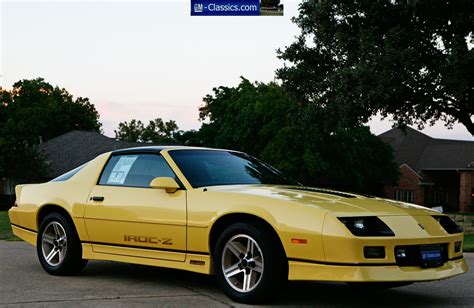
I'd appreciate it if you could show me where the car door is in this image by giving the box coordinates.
[84,152,186,262]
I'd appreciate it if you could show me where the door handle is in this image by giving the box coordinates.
[90,196,104,202]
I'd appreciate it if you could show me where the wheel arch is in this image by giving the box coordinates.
[37,204,74,230]
[209,212,287,259]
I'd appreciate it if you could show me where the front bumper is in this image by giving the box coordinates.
[288,257,468,282]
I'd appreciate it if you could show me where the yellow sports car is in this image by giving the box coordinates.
[9,146,468,303]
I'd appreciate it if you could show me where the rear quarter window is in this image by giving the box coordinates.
[50,164,87,182]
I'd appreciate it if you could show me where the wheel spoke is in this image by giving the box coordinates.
[253,261,263,273]
[46,248,58,263]
[246,238,254,256]
[43,234,55,244]
[58,235,67,244]
[224,263,243,278]
[59,248,66,263]
[228,241,245,258]
[242,271,252,291]
[52,223,60,237]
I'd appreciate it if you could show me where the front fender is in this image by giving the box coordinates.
[186,188,328,262]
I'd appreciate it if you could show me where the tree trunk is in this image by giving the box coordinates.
[457,113,474,136]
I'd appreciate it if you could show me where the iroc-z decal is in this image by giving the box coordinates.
[124,235,173,245]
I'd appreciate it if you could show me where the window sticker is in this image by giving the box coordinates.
[107,155,138,184]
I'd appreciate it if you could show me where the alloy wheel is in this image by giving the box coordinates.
[221,234,264,293]
[41,221,67,266]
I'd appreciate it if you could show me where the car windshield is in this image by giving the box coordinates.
[169,150,299,188]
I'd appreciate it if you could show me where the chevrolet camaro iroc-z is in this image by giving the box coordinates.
[9,146,468,303]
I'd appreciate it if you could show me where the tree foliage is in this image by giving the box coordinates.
[0,78,102,181]
[277,0,474,135]
[198,78,398,194]
[114,119,145,143]
[115,118,180,144]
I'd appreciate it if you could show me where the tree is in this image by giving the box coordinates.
[115,118,180,144]
[174,129,202,146]
[277,0,474,135]
[142,118,179,144]
[199,78,398,194]
[114,119,145,142]
[1,78,101,144]
[0,78,102,181]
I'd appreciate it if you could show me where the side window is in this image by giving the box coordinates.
[99,154,176,188]
[51,163,87,182]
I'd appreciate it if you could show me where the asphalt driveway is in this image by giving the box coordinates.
[0,241,472,307]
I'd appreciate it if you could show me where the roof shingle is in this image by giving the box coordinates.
[379,127,474,171]
[38,130,150,178]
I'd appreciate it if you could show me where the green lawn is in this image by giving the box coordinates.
[464,234,474,252]
[0,211,20,241]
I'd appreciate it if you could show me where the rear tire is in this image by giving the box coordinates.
[37,212,88,275]
[213,222,287,304]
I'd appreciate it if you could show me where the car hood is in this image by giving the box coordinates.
[205,185,438,216]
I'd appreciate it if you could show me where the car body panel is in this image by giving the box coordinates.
[11,225,36,246]
[198,184,437,217]
[8,146,468,282]
[84,185,187,261]
[186,187,327,261]
[288,258,468,281]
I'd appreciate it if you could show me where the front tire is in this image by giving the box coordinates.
[213,222,287,304]
[37,212,87,275]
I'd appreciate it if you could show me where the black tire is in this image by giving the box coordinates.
[37,212,88,275]
[347,282,413,290]
[213,222,287,304]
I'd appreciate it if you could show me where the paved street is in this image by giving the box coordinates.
[0,241,472,307]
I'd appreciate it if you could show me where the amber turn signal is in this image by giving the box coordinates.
[291,238,307,244]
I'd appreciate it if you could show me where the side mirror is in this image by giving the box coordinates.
[149,177,180,193]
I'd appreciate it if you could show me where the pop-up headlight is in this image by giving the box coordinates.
[433,216,463,234]
[338,216,395,237]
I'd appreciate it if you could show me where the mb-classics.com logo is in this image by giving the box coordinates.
[194,3,203,13]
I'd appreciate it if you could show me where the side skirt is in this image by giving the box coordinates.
[81,243,213,275]
[11,224,37,246]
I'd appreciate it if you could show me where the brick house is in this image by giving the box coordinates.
[380,127,474,213]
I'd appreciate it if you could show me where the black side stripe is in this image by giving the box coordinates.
[81,241,209,256]
[11,223,37,233]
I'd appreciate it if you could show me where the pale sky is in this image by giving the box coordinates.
[1,0,472,141]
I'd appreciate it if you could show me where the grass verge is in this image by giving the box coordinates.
[464,234,474,252]
[0,211,21,241]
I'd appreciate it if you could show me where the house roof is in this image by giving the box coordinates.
[379,127,474,171]
[38,130,152,178]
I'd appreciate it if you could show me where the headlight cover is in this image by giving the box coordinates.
[433,216,463,234]
[338,216,395,237]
